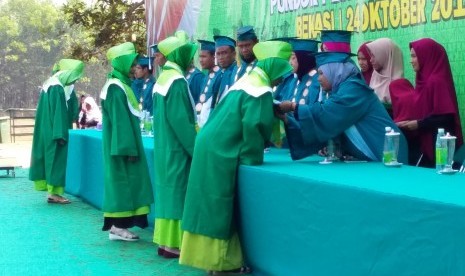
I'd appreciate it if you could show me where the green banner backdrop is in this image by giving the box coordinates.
[147,0,465,132]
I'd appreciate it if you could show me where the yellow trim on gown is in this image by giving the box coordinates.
[179,231,243,271]
[153,218,182,248]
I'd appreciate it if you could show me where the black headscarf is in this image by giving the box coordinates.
[294,50,316,80]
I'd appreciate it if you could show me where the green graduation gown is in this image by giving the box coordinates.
[100,79,154,213]
[65,85,79,128]
[152,62,197,220]
[29,76,71,188]
[182,68,275,240]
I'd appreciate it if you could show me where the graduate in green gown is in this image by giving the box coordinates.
[29,59,84,204]
[152,35,198,258]
[179,41,293,274]
[173,30,205,103]
[278,52,408,163]
[65,85,79,128]
[100,42,154,241]
[151,43,167,70]
[51,58,81,129]
[270,37,296,102]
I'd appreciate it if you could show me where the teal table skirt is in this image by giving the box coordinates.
[65,129,156,225]
[238,150,465,275]
[66,130,465,275]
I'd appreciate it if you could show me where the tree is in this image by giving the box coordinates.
[0,0,148,110]
[0,0,68,109]
[63,0,147,61]
[0,0,113,110]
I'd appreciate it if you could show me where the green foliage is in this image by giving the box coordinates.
[63,0,147,60]
[0,0,67,109]
[0,0,148,110]
[0,0,110,109]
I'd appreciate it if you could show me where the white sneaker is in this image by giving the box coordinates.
[109,226,139,241]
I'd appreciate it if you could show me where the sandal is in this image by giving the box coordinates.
[162,247,180,259]
[210,266,252,275]
[109,226,139,242]
[157,246,180,258]
[47,195,71,204]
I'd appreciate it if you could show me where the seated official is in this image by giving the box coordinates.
[278,52,408,163]
[79,96,102,129]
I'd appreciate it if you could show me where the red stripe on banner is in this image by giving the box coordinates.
[153,0,188,42]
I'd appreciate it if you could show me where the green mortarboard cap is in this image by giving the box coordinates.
[253,41,292,61]
[237,25,257,41]
[174,30,190,43]
[198,40,216,52]
[320,30,352,43]
[158,36,186,56]
[214,35,236,49]
[314,52,353,67]
[288,38,320,53]
[150,43,159,54]
[106,42,136,61]
[137,56,154,66]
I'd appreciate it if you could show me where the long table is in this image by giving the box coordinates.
[65,130,156,223]
[66,129,465,276]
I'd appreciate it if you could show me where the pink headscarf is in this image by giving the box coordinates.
[410,38,463,158]
[390,38,463,161]
[357,42,374,85]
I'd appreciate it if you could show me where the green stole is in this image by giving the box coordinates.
[100,78,141,118]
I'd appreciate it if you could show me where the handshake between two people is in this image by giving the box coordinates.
[273,100,296,124]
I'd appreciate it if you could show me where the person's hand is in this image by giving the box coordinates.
[396,120,418,131]
[318,147,327,157]
[278,101,296,113]
[127,156,138,162]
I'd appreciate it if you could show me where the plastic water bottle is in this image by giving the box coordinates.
[440,132,456,173]
[383,126,393,165]
[327,139,335,160]
[435,128,446,172]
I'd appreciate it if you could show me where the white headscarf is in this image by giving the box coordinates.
[366,38,404,103]
[84,96,102,123]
